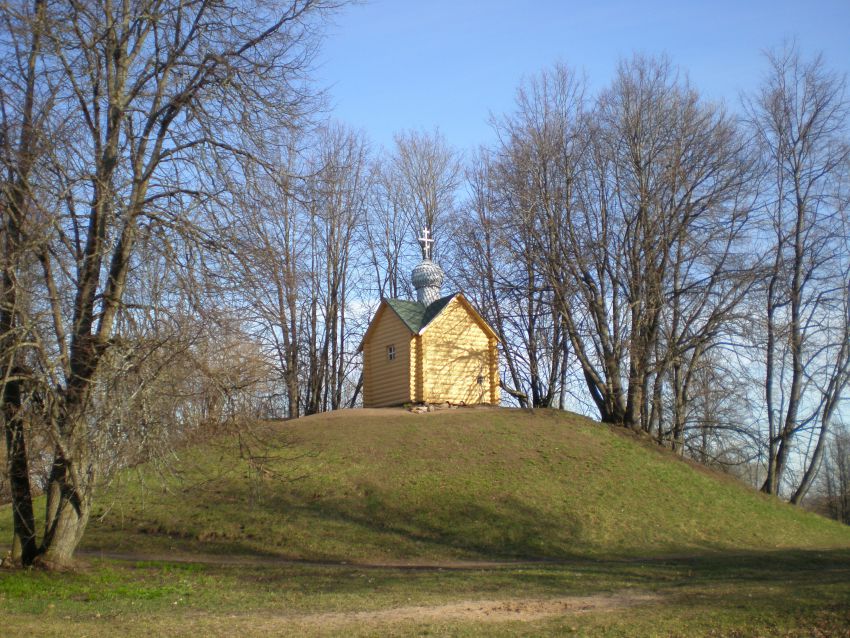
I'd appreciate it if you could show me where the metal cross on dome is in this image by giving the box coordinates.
[418,226,434,260]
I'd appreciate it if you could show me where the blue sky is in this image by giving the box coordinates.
[314,0,850,152]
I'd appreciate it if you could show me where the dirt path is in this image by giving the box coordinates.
[256,593,660,631]
[76,550,664,633]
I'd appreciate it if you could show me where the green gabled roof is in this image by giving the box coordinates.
[385,294,457,333]
[357,292,501,353]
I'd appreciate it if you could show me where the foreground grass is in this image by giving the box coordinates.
[1,550,848,636]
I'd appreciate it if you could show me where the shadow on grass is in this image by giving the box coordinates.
[640,548,850,586]
[280,489,588,560]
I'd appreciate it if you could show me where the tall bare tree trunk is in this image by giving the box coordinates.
[1,0,45,566]
[2,370,37,565]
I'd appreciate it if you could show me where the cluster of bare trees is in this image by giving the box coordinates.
[0,0,459,564]
[1,0,848,569]
[220,125,371,418]
[0,0,343,567]
[197,126,460,420]
[462,59,757,434]
[456,50,849,507]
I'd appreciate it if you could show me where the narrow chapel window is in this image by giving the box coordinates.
[387,345,396,361]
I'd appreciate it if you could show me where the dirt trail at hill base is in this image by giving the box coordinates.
[253,592,660,631]
[79,550,663,631]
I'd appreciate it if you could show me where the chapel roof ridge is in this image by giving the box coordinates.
[385,293,457,333]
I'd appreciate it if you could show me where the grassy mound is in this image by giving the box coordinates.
[77,408,850,561]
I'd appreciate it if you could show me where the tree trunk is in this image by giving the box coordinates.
[791,387,844,504]
[39,448,92,569]
[3,376,38,565]
[2,241,38,566]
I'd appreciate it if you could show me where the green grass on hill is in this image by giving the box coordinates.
[77,407,850,561]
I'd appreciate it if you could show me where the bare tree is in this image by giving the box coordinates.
[747,46,850,498]
[363,158,409,300]
[227,124,369,418]
[388,129,461,259]
[677,350,762,467]
[362,128,460,310]
[820,425,850,524]
[1,0,55,567]
[457,143,570,408]
[455,153,533,407]
[302,125,370,414]
[226,139,306,420]
[648,109,757,450]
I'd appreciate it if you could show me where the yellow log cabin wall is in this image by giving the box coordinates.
[362,306,413,407]
[488,335,500,404]
[420,297,500,405]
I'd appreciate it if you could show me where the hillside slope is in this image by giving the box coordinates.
[81,408,850,560]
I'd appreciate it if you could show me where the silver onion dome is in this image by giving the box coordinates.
[412,259,444,306]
